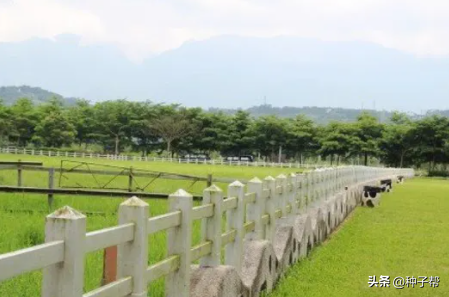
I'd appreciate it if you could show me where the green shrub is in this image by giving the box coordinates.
[428,170,449,177]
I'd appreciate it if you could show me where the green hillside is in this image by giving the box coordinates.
[0,86,77,106]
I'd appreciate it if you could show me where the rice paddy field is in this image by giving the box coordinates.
[0,153,298,296]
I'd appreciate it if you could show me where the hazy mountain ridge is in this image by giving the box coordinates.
[209,104,424,124]
[0,86,78,105]
[1,34,449,111]
[0,85,433,124]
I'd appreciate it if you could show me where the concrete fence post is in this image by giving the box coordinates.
[318,172,324,201]
[307,173,313,206]
[201,185,223,266]
[306,172,313,205]
[247,177,264,240]
[42,206,86,297]
[289,173,298,215]
[296,174,305,212]
[117,196,149,297]
[276,174,287,217]
[166,189,193,297]
[264,176,276,242]
[225,181,245,273]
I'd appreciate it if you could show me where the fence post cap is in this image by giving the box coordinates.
[171,189,193,197]
[229,180,244,187]
[47,206,85,220]
[121,196,148,207]
[204,184,223,192]
[264,176,275,181]
[248,177,262,183]
[289,172,296,177]
[276,174,287,179]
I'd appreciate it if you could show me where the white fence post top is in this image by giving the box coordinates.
[171,189,193,197]
[248,177,262,183]
[276,174,287,179]
[204,184,223,192]
[264,176,275,181]
[47,206,85,220]
[229,180,244,187]
[120,196,148,207]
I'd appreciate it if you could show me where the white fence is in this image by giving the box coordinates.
[0,147,334,169]
[0,166,414,297]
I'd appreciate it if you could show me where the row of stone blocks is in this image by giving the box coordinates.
[189,180,389,297]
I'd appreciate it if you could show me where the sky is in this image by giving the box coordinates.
[1,0,449,62]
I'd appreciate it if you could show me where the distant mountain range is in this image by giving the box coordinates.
[0,86,77,105]
[1,34,449,112]
[209,105,401,124]
[0,85,431,123]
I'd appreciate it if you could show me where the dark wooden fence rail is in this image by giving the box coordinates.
[0,164,246,206]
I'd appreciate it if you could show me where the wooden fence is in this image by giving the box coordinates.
[0,163,241,204]
[0,166,414,297]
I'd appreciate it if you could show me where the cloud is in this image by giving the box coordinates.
[1,0,449,60]
[0,0,104,41]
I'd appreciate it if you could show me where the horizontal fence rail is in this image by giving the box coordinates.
[0,166,414,297]
[0,147,338,169]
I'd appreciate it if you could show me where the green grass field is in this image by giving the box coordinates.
[1,154,447,297]
[0,153,298,296]
[268,178,449,297]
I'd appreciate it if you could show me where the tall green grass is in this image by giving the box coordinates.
[0,153,298,296]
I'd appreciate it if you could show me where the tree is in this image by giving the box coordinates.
[286,115,317,164]
[68,99,96,149]
[185,111,232,156]
[380,112,415,167]
[353,112,383,166]
[251,116,289,161]
[219,111,255,156]
[128,101,162,156]
[318,122,358,165]
[32,97,76,147]
[9,98,38,146]
[151,114,194,156]
[93,100,134,154]
[413,115,449,170]
[0,99,12,144]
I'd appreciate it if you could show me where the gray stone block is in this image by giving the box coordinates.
[241,240,276,296]
[190,265,250,297]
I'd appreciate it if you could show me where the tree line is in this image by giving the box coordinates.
[0,97,448,170]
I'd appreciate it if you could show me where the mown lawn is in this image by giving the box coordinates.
[0,153,298,296]
[269,178,449,297]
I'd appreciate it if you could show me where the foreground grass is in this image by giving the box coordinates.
[269,178,449,297]
[0,153,297,296]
